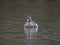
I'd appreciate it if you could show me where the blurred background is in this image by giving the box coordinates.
[0,0,60,45]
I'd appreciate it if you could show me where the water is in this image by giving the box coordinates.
[24,32,38,45]
[0,12,60,45]
[0,0,60,45]
[0,16,60,45]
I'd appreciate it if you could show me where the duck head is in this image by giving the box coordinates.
[27,16,32,22]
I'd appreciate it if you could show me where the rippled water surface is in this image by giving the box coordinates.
[0,16,60,45]
[0,0,60,45]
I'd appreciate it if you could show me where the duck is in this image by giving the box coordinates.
[24,16,38,34]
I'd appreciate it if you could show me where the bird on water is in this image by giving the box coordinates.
[24,16,38,34]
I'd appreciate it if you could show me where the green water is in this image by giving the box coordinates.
[0,0,60,45]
